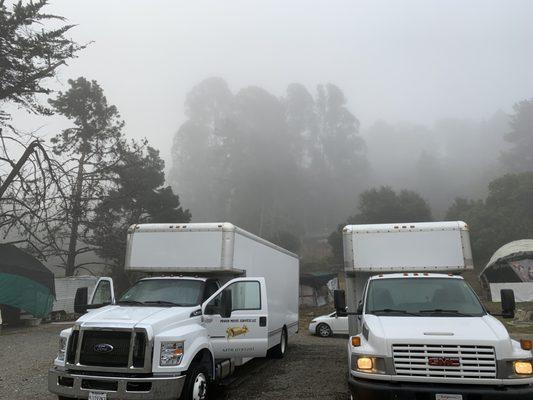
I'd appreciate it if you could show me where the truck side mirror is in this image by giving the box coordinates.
[501,289,515,319]
[74,287,88,314]
[220,290,232,319]
[334,290,346,315]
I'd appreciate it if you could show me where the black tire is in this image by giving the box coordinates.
[269,327,287,359]
[58,397,74,400]
[180,363,210,400]
[316,323,333,337]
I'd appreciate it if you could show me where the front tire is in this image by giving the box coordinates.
[180,363,210,400]
[316,323,333,337]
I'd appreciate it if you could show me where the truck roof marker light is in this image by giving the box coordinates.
[351,336,361,347]
[403,273,408,276]
[521,339,533,351]
[394,226,399,229]
[378,274,383,277]
[413,273,419,276]
[423,272,429,276]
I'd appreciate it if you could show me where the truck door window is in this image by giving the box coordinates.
[205,281,261,315]
[92,280,112,304]
[203,280,219,302]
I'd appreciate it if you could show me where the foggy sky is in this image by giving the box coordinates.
[10,0,533,164]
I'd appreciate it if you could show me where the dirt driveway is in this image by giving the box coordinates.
[0,322,350,400]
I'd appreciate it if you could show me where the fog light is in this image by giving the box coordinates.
[514,361,533,375]
[357,357,373,370]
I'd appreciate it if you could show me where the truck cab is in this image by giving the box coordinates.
[338,222,533,400]
[342,273,533,399]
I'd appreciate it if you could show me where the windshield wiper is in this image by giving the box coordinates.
[419,309,471,316]
[369,308,419,316]
[116,300,144,306]
[142,300,185,307]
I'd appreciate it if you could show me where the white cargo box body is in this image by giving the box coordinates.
[125,222,300,340]
[53,276,98,314]
[343,221,473,272]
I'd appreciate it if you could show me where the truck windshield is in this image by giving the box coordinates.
[118,279,204,307]
[365,278,485,317]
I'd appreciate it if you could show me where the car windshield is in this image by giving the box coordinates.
[119,279,204,307]
[365,278,485,317]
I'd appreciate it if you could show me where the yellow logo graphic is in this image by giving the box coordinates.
[226,325,249,338]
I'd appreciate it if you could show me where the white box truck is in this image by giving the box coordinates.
[48,222,299,400]
[334,221,533,399]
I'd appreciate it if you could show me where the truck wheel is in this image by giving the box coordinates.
[316,323,332,337]
[269,328,287,359]
[181,363,210,400]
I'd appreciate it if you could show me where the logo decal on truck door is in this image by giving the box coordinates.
[226,325,249,338]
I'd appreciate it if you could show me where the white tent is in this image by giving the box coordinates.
[480,239,533,302]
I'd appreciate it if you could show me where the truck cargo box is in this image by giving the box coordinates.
[343,221,473,272]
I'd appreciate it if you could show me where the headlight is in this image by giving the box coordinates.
[160,341,184,366]
[57,336,67,362]
[352,355,387,374]
[514,361,533,375]
[310,319,317,324]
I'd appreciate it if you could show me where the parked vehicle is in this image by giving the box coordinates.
[308,311,348,337]
[50,276,98,319]
[335,221,533,400]
[48,222,299,400]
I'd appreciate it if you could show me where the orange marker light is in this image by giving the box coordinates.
[521,339,533,351]
[351,336,361,347]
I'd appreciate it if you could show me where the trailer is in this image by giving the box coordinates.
[51,276,98,318]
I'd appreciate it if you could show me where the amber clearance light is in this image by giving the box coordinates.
[520,339,532,351]
[351,336,361,347]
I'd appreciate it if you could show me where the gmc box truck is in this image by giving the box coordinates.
[48,222,299,400]
[335,221,533,400]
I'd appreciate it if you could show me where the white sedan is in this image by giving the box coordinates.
[308,311,348,337]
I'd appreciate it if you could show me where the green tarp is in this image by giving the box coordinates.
[0,244,55,318]
[0,273,54,318]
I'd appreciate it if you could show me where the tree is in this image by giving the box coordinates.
[501,100,533,172]
[446,172,533,267]
[0,0,85,121]
[48,77,124,276]
[328,187,432,264]
[0,0,84,258]
[91,141,190,288]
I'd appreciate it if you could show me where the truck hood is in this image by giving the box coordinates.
[366,314,510,344]
[76,305,200,335]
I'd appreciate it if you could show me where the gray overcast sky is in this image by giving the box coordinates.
[11,0,533,163]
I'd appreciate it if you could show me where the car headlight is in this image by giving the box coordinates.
[57,336,67,362]
[310,319,317,324]
[160,341,184,366]
[514,360,533,375]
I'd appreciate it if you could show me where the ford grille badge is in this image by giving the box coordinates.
[94,343,114,353]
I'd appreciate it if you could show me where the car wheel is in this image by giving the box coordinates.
[180,363,210,400]
[316,323,333,337]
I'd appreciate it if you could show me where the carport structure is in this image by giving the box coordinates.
[480,239,533,302]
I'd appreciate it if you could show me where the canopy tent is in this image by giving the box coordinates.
[0,244,55,318]
[480,240,533,302]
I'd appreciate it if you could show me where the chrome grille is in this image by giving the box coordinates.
[392,344,497,379]
[66,328,150,372]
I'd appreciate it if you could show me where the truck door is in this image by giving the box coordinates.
[90,277,115,305]
[202,277,268,359]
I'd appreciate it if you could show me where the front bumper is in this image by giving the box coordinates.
[349,375,533,400]
[48,368,186,400]
[308,322,318,335]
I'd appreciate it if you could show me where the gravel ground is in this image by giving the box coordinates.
[0,322,349,400]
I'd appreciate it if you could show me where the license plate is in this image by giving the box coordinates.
[436,395,462,400]
[88,392,107,400]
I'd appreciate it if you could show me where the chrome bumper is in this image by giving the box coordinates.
[48,368,186,400]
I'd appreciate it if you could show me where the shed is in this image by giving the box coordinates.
[479,240,533,302]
